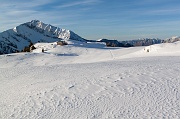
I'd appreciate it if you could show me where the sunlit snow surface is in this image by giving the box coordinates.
[0,41,180,119]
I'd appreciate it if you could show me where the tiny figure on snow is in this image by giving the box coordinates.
[42,48,44,52]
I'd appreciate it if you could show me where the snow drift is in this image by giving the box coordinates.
[0,40,180,118]
[0,41,180,118]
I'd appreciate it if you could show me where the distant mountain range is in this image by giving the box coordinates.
[0,20,180,54]
[97,37,180,47]
[97,38,163,47]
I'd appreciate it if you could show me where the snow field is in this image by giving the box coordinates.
[0,41,180,119]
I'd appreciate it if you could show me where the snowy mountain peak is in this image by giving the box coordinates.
[0,20,86,54]
[23,20,72,40]
[22,20,85,41]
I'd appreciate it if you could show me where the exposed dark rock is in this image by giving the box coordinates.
[57,41,68,46]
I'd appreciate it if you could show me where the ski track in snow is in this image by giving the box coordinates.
[0,57,180,119]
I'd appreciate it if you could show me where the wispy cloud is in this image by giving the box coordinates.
[145,8,180,15]
[0,0,102,32]
[0,0,79,31]
[1,0,180,40]
[57,0,101,8]
[1,0,53,9]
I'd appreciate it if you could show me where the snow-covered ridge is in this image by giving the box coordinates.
[164,36,180,43]
[0,20,86,54]
[25,20,71,40]
[24,20,85,41]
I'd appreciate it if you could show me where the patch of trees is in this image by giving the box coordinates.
[22,42,36,52]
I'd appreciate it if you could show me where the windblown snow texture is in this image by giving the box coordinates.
[0,41,180,118]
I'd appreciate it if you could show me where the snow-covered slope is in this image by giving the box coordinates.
[0,20,85,54]
[143,41,180,55]
[1,41,180,68]
[164,36,180,43]
[0,42,180,119]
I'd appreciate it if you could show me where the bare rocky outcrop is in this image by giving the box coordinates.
[57,41,68,46]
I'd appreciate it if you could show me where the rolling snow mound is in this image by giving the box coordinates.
[0,40,180,119]
[143,41,180,55]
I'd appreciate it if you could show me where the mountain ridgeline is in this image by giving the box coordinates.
[98,38,162,47]
[98,37,180,47]
[0,20,180,54]
[0,20,85,54]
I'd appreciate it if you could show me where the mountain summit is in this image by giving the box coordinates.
[0,20,86,54]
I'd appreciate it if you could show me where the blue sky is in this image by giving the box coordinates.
[1,0,180,40]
